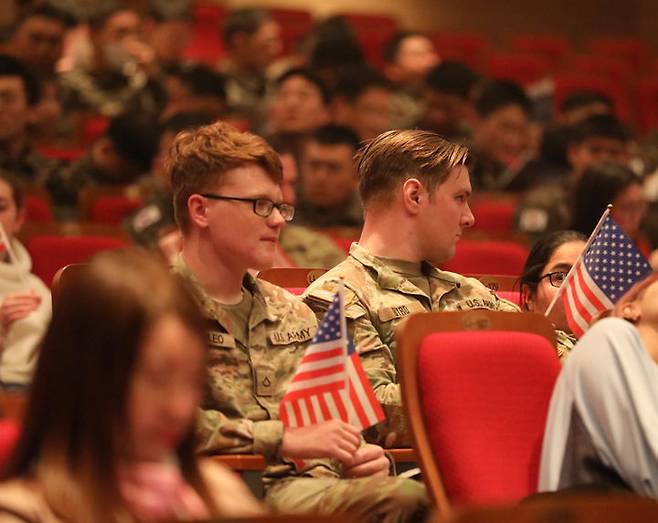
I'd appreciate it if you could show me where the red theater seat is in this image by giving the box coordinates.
[27,235,127,287]
[397,310,560,511]
[510,34,571,70]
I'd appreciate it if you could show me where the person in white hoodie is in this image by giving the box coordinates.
[0,170,51,388]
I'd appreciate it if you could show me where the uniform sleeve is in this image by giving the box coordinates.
[197,409,284,461]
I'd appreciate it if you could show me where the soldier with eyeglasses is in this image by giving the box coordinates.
[168,121,429,521]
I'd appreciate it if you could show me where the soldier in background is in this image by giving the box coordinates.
[59,1,164,118]
[295,124,363,229]
[304,130,519,448]
[168,120,429,520]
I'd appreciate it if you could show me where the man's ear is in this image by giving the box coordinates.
[187,194,208,228]
[621,302,641,323]
[401,178,423,215]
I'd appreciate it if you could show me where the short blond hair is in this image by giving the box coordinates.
[168,121,282,232]
[355,129,470,205]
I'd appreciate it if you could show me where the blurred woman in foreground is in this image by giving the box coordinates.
[0,248,262,522]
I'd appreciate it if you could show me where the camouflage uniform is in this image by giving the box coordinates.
[304,243,520,448]
[173,256,429,521]
[555,329,576,363]
[218,58,268,128]
[294,193,364,229]
[58,66,164,118]
[279,225,346,269]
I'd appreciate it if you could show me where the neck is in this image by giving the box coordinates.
[636,323,658,364]
[181,233,245,304]
[359,209,422,262]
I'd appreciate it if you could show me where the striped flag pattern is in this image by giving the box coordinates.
[563,215,652,338]
[279,288,385,431]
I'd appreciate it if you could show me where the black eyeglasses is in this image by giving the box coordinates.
[201,194,295,222]
[538,271,568,288]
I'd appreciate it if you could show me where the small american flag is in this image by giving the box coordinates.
[279,287,385,431]
[562,214,652,338]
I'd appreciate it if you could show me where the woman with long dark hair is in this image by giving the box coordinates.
[0,248,262,522]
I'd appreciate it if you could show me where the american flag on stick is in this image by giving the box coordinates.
[279,284,385,431]
[545,207,653,338]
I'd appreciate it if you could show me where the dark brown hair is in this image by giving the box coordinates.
[3,248,216,522]
[167,120,282,232]
[355,129,470,205]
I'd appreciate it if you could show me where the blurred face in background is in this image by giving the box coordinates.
[568,137,629,178]
[269,75,330,134]
[612,182,647,239]
[301,141,357,208]
[388,35,438,88]
[0,76,32,144]
[473,103,530,166]
[7,15,67,75]
[333,87,392,141]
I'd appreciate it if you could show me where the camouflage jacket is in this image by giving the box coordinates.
[303,243,520,447]
[173,256,344,483]
[293,193,364,229]
[279,225,346,269]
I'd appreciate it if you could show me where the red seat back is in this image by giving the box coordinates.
[470,199,516,234]
[88,195,144,224]
[486,53,551,86]
[418,330,560,504]
[26,235,127,287]
[24,195,54,223]
[441,240,528,276]
[510,35,571,69]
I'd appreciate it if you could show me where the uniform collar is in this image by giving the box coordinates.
[173,254,281,333]
[348,243,461,298]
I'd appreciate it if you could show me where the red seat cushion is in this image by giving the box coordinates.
[418,330,560,504]
[27,235,127,287]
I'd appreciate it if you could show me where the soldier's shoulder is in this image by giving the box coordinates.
[304,256,372,301]
[255,278,317,321]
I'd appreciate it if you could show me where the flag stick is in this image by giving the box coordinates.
[338,278,350,396]
[544,204,612,318]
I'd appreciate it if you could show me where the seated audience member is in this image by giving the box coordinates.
[275,145,346,268]
[296,124,363,228]
[539,272,658,497]
[0,248,263,520]
[418,60,480,141]
[219,8,282,125]
[516,114,632,239]
[58,2,164,118]
[267,67,331,139]
[304,130,519,448]
[58,110,159,213]
[521,91,616,190]
[519,230,586,361]
[0,171,50,389]
[570,163,648,251]
[469,79,533,191]
[144,1,193,71]
[382,31,439,128]
[161,64,227,120]
[304,15,364,90]
[0,3,73,78]
[0,54,63,192]
[331,67,394,142]
[168,121,429,519]
[126,111,214,257]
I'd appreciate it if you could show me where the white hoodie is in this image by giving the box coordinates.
[0,239,51,386]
